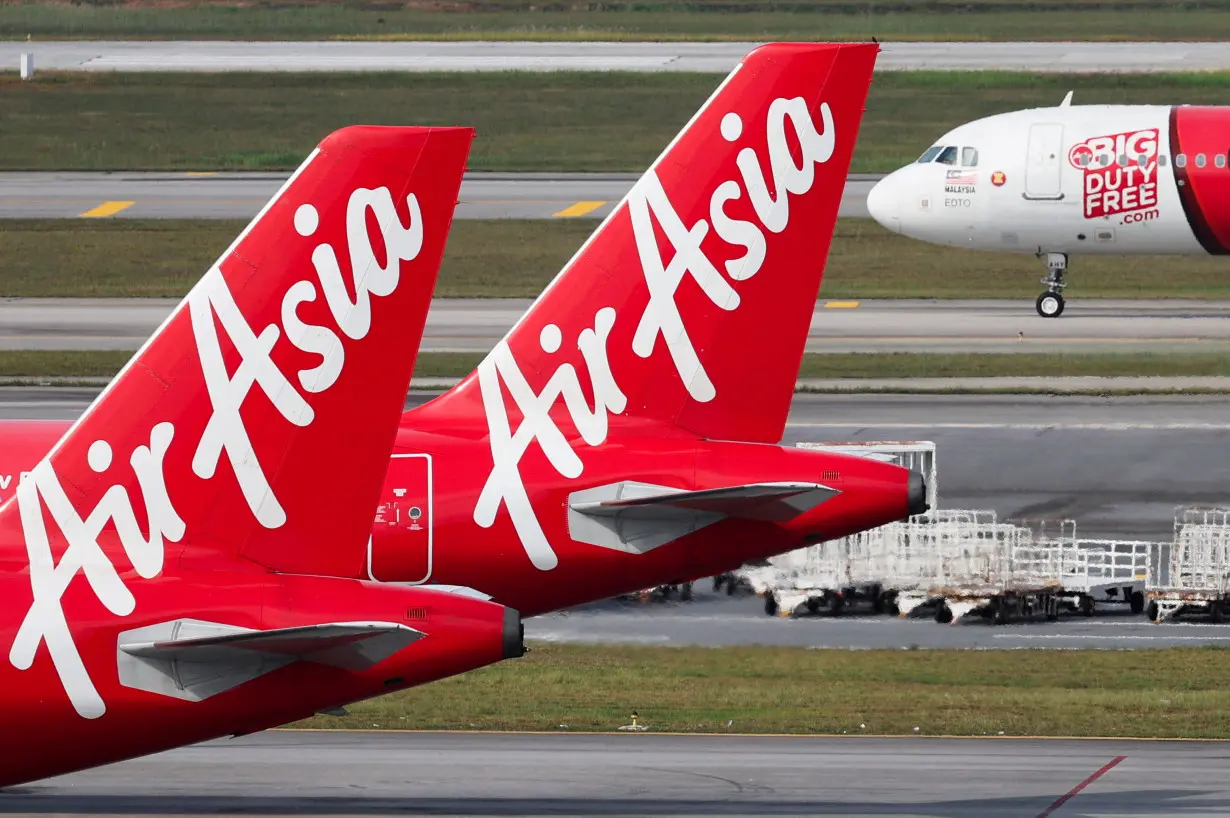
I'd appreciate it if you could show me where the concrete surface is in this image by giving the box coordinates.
[5,40,1230,73]
[4,389,1230,646]
[6,297,1230,354]
[0,171,874,220]
[4,389,1228,542]
[526,584,1230,648]
[4,731,1228,818]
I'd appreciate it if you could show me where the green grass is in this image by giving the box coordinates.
[0,350,483,379]
[10,350,1230,381]
[5,218,1230,301]
[0,350,133,378]
[287,643,1230,738]
[5,1,1230,41]
[7,71,1230,172]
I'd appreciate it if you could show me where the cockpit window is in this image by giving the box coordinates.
[935,146,959,165]
[961,147,979,167]
[917,146,944,163]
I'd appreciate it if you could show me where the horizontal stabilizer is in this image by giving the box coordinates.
[120,621,422,666]
[117,619,423,703]
[574,481,838,523]
[567,481,839,554]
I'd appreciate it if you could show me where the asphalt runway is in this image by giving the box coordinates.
[4,731,1228,818]
[6,39,1230,73]
[0,171,875,220]
[5,390,1228,543]
[5,389,1230,647]
[525,585,1230,649]
[6,297,1230,354]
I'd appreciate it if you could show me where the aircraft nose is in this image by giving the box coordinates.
[866,175,901,233]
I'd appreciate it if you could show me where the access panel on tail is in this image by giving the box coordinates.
[418,43,877,445]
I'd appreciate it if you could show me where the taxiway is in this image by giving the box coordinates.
[4,731,1226,818]
[5,39,1230,73]
[7,297,1230,354]
[3,390,1228,543]
[0,171,873,220]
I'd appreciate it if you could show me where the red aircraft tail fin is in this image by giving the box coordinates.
[419,43,877,444]
[2,125,472,578]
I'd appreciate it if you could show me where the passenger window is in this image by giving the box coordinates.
[1217,154,1227,169]
[1159,154,1168,167]
[936,146,959,165]
[917,146,944,163]
[1099,153,1111,167]
[1137,154,1148,167]
[1176,153,1187,168]
[961,147,979,167]
[1197,153,1207,168]
[1117,154,1129,167]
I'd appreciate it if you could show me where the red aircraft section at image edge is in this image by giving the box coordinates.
[0,43,922,640]
[0,125,523,788]
[373,41,926,612]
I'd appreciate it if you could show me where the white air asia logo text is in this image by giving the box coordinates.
[190,189,423,527]
[476,95,835,570]
[9,181,425,719]
[10,426,182,719]
[475,310,626,570]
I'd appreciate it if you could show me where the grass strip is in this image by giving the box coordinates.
[288,643,1230,738]
[9,350,1230,381]
[4,2,1230,42]
[6,71,1230,172]
[5,218,1230,301]
[0,350,484,379]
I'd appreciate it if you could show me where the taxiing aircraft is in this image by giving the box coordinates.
[0,125,523,788]
[1,43,924,638]
[866,97,1230,317]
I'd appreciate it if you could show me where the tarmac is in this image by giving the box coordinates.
[0,171,874,220]
[5,389,1229,544]
[7,297,1230,354]
[4,731,1229,818]
[6,39,1230,73]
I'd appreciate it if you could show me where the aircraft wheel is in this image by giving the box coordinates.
[1036,291,1065,318]
[764,594,779,617]
[935,602,954,624]
[1130,590,1146,615]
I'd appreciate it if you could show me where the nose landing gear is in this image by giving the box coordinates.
[1036,252,1068,318]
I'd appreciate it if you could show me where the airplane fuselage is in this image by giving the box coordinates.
[868,104,1230,257]
[0,414,921,619]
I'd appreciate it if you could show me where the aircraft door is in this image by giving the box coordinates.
[367,453,433,583]
[1024,123,1065,200]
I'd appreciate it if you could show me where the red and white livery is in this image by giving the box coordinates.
[1,47,922,769]
[0,125,522,788]
[867,98,1230,317]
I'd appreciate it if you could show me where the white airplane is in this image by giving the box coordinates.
[865,95,1230,317]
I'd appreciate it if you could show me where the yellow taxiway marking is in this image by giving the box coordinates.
[185,171,218,177]
[553,200,606,218]
[823,300,861,309]
[79,201,135,218]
